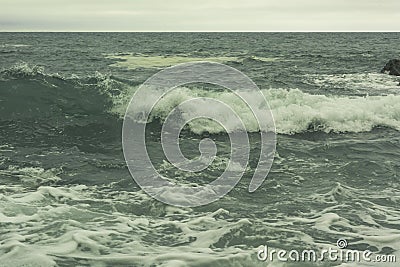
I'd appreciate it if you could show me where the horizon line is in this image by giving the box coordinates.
[1,30,399,33]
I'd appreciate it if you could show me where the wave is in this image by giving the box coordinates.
[1,63,400,137]
[0,63,127,147]
[0,63,124,121]
[115,85,400,135]
[265,88,400,134]
[242,56,288,63]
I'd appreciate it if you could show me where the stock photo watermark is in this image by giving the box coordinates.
[257,239,397,264]
[122,62,276,207]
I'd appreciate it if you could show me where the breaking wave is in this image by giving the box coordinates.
[2,63,400,136]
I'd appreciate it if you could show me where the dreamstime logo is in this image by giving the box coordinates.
[122,62,276,207]
[257,239,397,263]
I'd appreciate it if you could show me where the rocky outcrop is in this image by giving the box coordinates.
[381,59,400,76]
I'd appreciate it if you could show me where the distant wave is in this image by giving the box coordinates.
[303,73,400,95]
[242,56,287,63]
[106,54,240,69]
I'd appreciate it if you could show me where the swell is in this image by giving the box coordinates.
[0,63,124,148]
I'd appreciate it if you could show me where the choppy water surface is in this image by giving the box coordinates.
[0,33,399,266]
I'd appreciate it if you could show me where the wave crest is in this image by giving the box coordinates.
[0,62,46,78]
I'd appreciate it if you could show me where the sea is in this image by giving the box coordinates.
[0,32,399,267]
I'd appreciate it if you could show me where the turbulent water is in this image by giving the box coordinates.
[0,33,399,267]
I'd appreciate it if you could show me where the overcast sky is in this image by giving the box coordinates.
[1,0,399,31]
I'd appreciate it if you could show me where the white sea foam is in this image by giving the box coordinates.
[0,166,62,186]
[0,44,30,48]
[304,73,400,94]
[0,180,263,267]
[1,164,398,266]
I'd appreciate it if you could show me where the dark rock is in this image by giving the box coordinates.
[381,59,400,76]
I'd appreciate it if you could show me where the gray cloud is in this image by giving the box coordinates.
[0,0,399,31]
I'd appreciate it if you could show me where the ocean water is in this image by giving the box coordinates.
[0,32,399,266]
